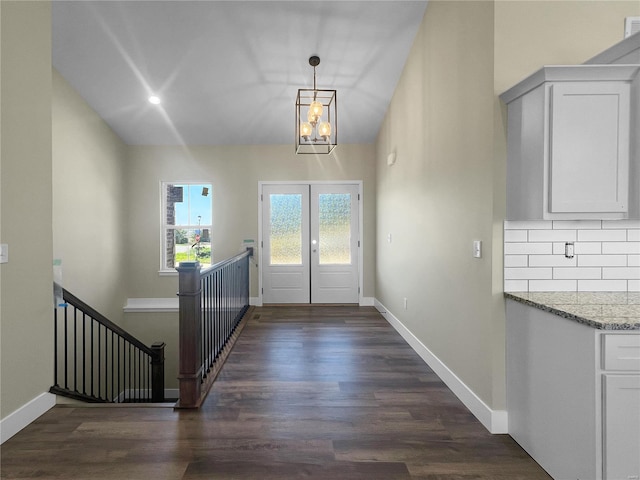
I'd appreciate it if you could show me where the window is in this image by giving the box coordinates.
[161,182,212,270]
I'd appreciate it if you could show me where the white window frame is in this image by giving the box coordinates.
[160,181,213,274]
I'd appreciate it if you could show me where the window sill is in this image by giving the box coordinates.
[123,298,178,313]
[158,270,178,277]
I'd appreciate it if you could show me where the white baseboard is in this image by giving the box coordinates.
[1,392,56,444]
[359,296,375,306]
[250,297,262,306]
[374,299,508,434]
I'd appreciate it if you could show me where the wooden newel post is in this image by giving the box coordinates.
[150,341,165,402]
[176,261,202,408]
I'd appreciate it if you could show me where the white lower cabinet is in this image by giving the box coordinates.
[506,300,640,480]
[603,375,640,480]
[602,334,640,480]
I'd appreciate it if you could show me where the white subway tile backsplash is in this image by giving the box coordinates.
[603,220,640,229]
[602,242,640,254]
[528,230,577,242]
[504,220,552,230]
[603,267,640,280]
[504,230,528,242]
[529,280,577,292]
[503,219,640,293]
[574,243,602,255]
[529,255,576,267]
[504,255,528,267]
[504,268,552,280]
[504,280,528,292]
[578,229,627,242]
[504,243,553,255]
[553,220,601,230]
[578,280,627,292]
[578,255,628,267]
[553,267,602,280]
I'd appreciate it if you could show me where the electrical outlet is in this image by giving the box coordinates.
[565,242,574,258]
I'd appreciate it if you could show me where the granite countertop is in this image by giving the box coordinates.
[505,291,640,330]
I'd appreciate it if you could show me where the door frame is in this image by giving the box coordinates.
[257,180,364,306]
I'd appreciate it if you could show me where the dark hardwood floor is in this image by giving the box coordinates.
[1,306,551,479]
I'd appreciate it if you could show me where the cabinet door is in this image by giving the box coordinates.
[549,82,630,214]
[603,374,640,480]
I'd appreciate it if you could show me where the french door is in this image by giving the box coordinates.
[261,183,360,304]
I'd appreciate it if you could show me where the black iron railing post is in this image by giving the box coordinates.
[151,341,166,402]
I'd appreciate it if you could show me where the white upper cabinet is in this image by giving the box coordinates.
[501,65,640,220]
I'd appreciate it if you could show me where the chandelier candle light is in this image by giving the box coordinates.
[296,56,337,154]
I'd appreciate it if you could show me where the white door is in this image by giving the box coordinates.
[262,184,310,303]
[310,184,359,304]
[262,183,359,304]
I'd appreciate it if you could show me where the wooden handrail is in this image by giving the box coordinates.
[199,249,252,277]
[61,287,159,359]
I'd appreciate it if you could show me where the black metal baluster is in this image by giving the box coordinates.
[98,322,102,400]
[82,312,86,395]
[128,343,132,402]
[53,307,59,388]
[111,331,114,401]
[117,335,121,402]
[90,317,95,398]
[73,309,78,392]
[63,306,69,390]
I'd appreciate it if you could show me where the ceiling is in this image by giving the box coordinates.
[52,1,428,146]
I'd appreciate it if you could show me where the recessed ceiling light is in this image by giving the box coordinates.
[148,95,161,105]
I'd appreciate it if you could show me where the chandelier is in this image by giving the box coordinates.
[295,56,337,154]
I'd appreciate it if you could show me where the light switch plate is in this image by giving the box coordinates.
[473,240,482,258]
[0,244,8,264]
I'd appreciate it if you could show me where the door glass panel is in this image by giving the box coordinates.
[270,194,303,265]
[318,193,351,265]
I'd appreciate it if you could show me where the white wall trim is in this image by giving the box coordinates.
[359,296,375,306]
[123,297,178,313]
[250,297,262,306]
[1,392,56,444]
[374,299,508,434]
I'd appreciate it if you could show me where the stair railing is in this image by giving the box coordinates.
[51,287,165,403]
[176,249,251,408]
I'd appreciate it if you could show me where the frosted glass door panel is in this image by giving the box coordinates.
[269,194,302,265]
[311,185,359,304]
[318,193,351,265]
[262,185,310,304]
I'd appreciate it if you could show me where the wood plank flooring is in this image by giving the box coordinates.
[1,306,552,479]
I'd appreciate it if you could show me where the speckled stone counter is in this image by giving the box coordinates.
[505,291,640,330]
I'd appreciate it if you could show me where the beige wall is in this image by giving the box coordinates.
[494,1,638,95]
[124,144,376,300]
[0,1,53,418]
[52,70,129,323]
[376,0,639,413]
[376,0,497,406]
